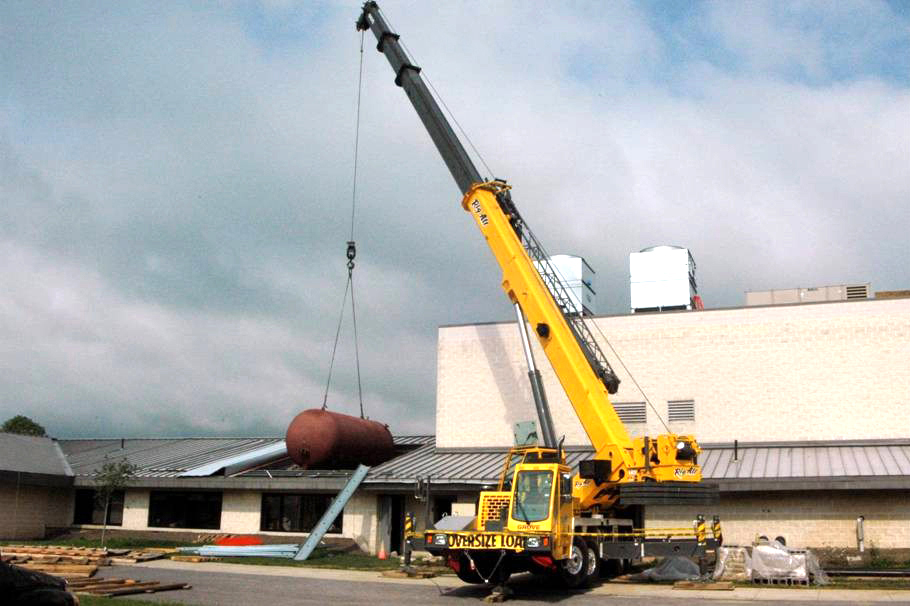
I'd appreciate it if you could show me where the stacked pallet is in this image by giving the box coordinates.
[1,545,109,563]
[0,545,164,568]
[67,577,192,597]
[0,546,110,579]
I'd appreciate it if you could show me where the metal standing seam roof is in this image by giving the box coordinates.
[362,439,910,488]
[364,441,592,485]
[389,435,435,446]
[58,435,435,478]
[0,433,73,477]
[56,436,910,488]
[60,438,285,478]
[699,440,910,480]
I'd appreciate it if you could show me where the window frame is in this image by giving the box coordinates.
[259,493,343,534]
[147,490,223,530]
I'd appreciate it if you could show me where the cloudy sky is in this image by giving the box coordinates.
[2,1,908,439]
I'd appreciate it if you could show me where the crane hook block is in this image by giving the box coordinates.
[346,241,357,271]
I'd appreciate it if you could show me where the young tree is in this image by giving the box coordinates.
[1,415,47,437]
[95,459,138,548]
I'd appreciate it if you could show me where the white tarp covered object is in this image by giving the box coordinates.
[715,541,829,585]
[751,541,829,584]
[713,546,752,581]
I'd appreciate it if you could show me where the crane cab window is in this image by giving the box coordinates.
[512,470,554,523]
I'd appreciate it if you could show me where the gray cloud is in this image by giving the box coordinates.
[1,1,908,439]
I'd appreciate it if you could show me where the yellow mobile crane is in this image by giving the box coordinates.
[357,2,719,588]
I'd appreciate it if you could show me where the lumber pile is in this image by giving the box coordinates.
[0,544,164,569]
[67,577,192,597]
[1,548,190,600]
[12,563,98,579]
[1,545,109,565]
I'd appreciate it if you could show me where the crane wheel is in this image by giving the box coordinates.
[558,537,590,588]
[583,541,600,586]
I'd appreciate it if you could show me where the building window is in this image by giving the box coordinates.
[73,489,124,526]
[668,399,695,422]
[260,494,342,533]
[613,402,647,424]
[148,491,222,529]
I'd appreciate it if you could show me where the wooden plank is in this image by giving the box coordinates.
[18,563,98,575]
[98,583,192,597]
[171,555,220,562]
[673,581,734,591]
[68,580,137,591]
[131,552,165,562]
[83,581,167,594]
[68,579,131,588]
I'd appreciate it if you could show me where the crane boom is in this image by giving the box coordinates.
[356,2,631,456]
[357,2,708,491]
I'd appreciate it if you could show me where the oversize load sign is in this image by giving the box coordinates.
[446,533,524,549]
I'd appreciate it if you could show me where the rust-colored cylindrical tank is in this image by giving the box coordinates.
[285,409,395,469]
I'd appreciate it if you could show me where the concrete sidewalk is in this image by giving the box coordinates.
[137,560,910,603]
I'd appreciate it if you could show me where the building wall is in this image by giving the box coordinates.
[436,298,910,447]
[220,491,261,533]
[343,492,379,553]
[647,490,910,551]
[113,488,351,542]
[0,482,73,539]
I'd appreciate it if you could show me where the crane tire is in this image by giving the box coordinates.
[558,537,589,588]
[583,540,600,586]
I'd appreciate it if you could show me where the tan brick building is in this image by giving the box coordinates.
[436,298,910,448]
[0,434,73,539]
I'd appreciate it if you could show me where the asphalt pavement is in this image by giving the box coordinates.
[90,561,910,605]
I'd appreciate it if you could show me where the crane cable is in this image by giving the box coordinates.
[321,31,367,419]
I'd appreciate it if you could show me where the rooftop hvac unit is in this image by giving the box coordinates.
[535,255,596,315]
[630,246,697,313]
[745,283,871,306]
